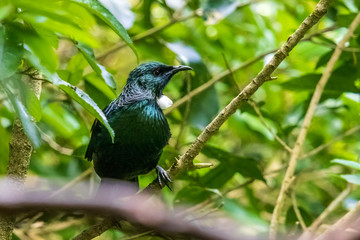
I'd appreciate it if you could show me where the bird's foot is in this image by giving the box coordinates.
[155,166,172,190]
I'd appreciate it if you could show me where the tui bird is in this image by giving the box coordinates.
[85,62,192,189]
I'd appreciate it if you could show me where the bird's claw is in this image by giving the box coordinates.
[155,166,172,190]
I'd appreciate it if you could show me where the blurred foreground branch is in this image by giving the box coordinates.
[270,10,360,240]
[0,180,243,240]
[0,179,359,240]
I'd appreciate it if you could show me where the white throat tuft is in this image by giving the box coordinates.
[156,95,173,109]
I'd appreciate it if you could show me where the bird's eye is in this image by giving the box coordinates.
[153,68,161,77]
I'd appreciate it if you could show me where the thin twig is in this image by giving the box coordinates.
[164,48,277,115]
[221,53,240,92]
[96,12,198,61]
[298,184,353,240]
[269,9,360,240]
[249,100,293,153]
[291,191,307,231]
[174,72,191,150]
[165,25,338,115]
[192,163,214,169]
[223,179,255,195]
[300,126,360,160]
[39,129,74,156]
[313,201,360,240]
[119,230,155,240]
[50,168,93,198]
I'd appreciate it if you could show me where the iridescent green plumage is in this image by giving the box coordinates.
[85,62,192,187]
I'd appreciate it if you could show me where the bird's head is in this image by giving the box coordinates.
[126,62,192,98]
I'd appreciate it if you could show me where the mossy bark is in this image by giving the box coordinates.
[0,76,42,240]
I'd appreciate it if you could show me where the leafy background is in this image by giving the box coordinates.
[0,0,359,239]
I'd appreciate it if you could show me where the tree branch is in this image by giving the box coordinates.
[269,9,360,240]
[249,100,293,153]
[313,201,360,240]
[148,0,332,193]
[291,191,307,231]
[75,0,332,237]
[0,181,244,240]
[0,74,42,239]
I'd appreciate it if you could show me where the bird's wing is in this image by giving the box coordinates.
[85,99,119,161]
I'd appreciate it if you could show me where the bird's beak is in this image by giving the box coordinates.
[169,65,193,75]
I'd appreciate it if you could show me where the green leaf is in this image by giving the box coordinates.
[166,42,219,129]
[57,80,114,142]
[13,77,42,122]
[332,159,360,171]
[23,50,115,142]
[174,186,221,205]
[340,174,360,185]
[337,13,358,27]
[200,162,237,188]
[77,42,116,89]
[12,23,58,73]
[84,72,117,108]
[14,0,96,29]
[24,88,42,122]
[0,25,24,80]
[201,0,238,24]
[240,112,275,140]
[0,4,14,21]
[19,12,98,47]
[74,0,137,59]
[2,81,41,148]
[201,145,265,188]
[223,198,267,229]
[282,63,359,93]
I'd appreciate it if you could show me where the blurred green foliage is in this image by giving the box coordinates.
[0,0,360,239]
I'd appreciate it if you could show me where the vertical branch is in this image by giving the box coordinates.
[0,74,42,240]
[269,11,360,240]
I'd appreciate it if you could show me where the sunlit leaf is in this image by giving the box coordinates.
[77,42,116,89]
[0,4,14,21]
[340,174,360,185]
[24,50,115,142]
[97,0,135,29]
[18,12,98,47]
[11,24,58,73]
[74,0,137,59]
[13,77,42,122]
[57,80,115,142]
[332,159,360,171]
[0,25,23,80]
[2,81,41,148]
[201,0,239,25]
[84,72,116,108]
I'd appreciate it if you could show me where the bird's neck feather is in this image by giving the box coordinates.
[118,84,155,106]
